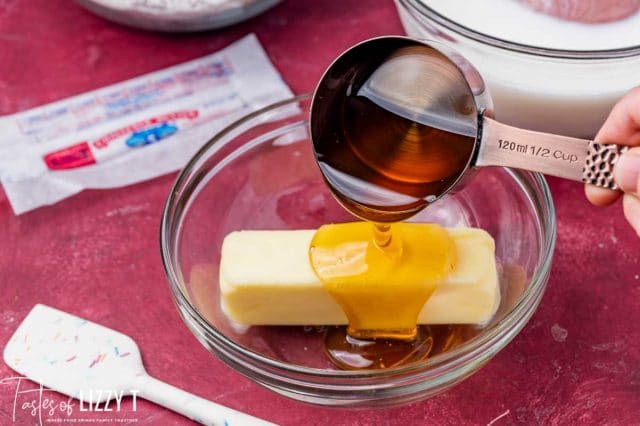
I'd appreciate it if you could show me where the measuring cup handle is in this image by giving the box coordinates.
[476,117,629,190]
[583,141,630,189]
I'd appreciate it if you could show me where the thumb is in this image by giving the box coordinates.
[614,147,640,194]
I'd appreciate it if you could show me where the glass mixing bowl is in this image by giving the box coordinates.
[160,94,556,407]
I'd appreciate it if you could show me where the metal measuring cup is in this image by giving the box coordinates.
[310,36,628,222]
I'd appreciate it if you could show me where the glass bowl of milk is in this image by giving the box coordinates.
[395,0,640,138]
[160,95,557,406]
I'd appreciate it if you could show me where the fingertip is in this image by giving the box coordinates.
[613,147,640,194]
[622,193,640,237]
[585,184,620,206]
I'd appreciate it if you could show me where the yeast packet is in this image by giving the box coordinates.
[0,34,293,214]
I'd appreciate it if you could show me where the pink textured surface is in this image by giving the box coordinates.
[0,0,639,424]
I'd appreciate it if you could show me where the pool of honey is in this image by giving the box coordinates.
[309,221,467,369]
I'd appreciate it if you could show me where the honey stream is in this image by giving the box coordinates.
[308,41,479,370]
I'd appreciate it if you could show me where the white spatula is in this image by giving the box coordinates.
[3,304,276,426]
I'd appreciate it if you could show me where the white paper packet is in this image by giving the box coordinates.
[0,34,294,214]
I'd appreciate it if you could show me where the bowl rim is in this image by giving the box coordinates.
[399,0,640,59]
[160,94,557,378]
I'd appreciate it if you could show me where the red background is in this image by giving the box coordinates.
[0,0,639,424]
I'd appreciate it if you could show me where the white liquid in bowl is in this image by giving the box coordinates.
[424,0,640,50]
[398,0,640,137]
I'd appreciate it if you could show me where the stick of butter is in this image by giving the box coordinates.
[220,228,500,326]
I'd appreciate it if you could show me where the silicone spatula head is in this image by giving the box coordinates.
[3,304,277,425]
[3,304,143,401]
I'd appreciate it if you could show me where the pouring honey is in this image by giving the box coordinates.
[309,39,479,369]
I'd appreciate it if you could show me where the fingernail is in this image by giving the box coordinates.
[615,151,640,193]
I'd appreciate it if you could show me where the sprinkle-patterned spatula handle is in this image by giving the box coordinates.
[135,375,276,426]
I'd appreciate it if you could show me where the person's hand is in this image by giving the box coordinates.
[585,88,640,236]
